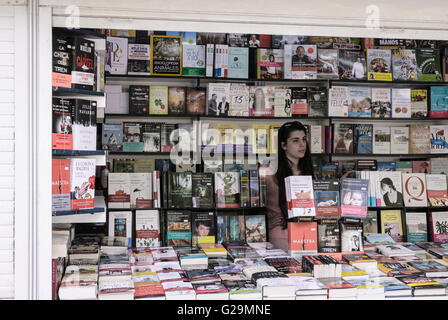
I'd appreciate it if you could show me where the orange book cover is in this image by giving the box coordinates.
[288,222,318,256]
[52,158,71,211]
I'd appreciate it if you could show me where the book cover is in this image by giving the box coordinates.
[392,49,417,81]
[192,211,216,246]
[245,215,267,243]
[150,35,182,76]
[71,99,97,151]
[430,125,448,153]
[413,161,431,173]
[409,124,430,154]
[328,86,348,117]
[256,48,284,80]
[168,87,186,115]
[317,218,340,253]
[377,171,403,207]
[402,173,428,207]
[391,88,411,118]
[108,211,132,248]
[130,172,153,209]
[252,124,270,154]
[249,86,275,117]
[160,123,177,152]
[71,37,95,90]
[249,169,260,208]
[391,126,409,154]
[426,174,448,206]
[284,44,317,79]
[377,263,421,277]
[108,173,131,208]
[186,87,206,115]
[371,87,391,118]
[429,211,448,242]
[192,172,214,208]
[215,172,240,209]
[167,172,192,208]
[333,123,353,154]
[429,86,448,118]
[114,159,135,173]
[214,44,229,78]
[228,84,250,117]
[227,33,249,47]
[273,88,291,117]
[410,89,428,118]
[52,98,73,150]
[69,158,95,210]
[123,122,143,152]
[310,125,325,154]
[286,175,316,218]
[206,83,231,116]
[52,158,71,212]
[291,87,308,116]
[228,47,249,79]
[396,161,413,174]
[313,179,341,218]
[52,35,73,88]
[430,157,448,174]
[348,86,371,117]
[105,36,128,75]
[129,85,149,115]
[196,33,227,45]
[416,48,442,81]
[317,49,339,79]
[406,211,428,243]
[166,211,191,247]
[135,210,160,248]
[102,122,123,152]
[363,210,378,234]
[182,44,206,76]
[366,49,392,81]
[340,221,364,252]
[372,126,391,154]
[308,87,328,117]
[287,222,318,257]
[127,43,150,75]
[149,86,169,115]
[338,50,367,80]
[380,210,404,242]
[340,178,368,218]
[354,124,372,154]
[142,123,161,152]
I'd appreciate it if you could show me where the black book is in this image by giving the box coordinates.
[249,170,260,208]
[142,123,161,152]
[259,169,267,207]
[308,87,328,117]
[356,159,377,171]
[251,271,287,282]
[291,87,308,117]
[239,170,250,208]
[317,218,341,253]
[248,47,258,79]
[168,172,193,208]
[52,34,73,88]
[160,123,177,153]
[52,97,73,150]
[129,85,149,115]
[71,37,95,91]
[192,172,214,208]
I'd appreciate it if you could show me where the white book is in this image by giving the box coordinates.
[426,174,448,206]
[108,211,133,249]
[106,36,128,75]
[72,99,97,151]
[135,210,160,248]
[430,125,448,154]
[229,83,250,116]
[206,44,214,77]
[328,86,349,117]
[310,125,324,154]
[274,87,290,117]
[390,126,409,154]
[69,158,96,210]
[402,173,428,207]
[376,244,415,257]
[182,44,206,76]
[108,173,131,209]
[391,88,411,118]
[207,83,231,116]
[371,87,391,118]
[285,175,316,218]
[373,126,391,154]
[405,211,428,240]
[377,171,403,207]
[214,44,229,78]
[130,173,152,209]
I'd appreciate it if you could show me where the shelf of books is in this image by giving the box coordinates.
[51,29,448,301]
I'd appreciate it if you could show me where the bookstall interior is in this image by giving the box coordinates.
[51,28,448,300]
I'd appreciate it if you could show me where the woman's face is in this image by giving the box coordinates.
[382,184,391,193]
[282,130,307,161]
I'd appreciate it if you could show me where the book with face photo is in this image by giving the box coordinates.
[347,86,372,117]
[284,44,317,79]
[340,178,368,218]
[366,49,392,81]
[206,83,230,116]
[377,171,403,208]
[338,50,367,80]
[340,221,364,252]
[142,123,161,152]
[192,211,216,246]
[214,172,241,209]
[256,49,284,80]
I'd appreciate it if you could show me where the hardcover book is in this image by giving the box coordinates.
[371,87,391,118]
[129,85,149,115]
[366,49,392,81]
[127,43,150,76]
[256,48,284,80]
[150,35,182,76]
[338,50,367,80]
[52,98,73,150]
[168,87,186,115]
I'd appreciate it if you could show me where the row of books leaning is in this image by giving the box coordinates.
[106,83,448,119]
[101,30,447,82]
[52,231,448,300]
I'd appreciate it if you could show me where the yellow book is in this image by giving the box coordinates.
[286,273,313,277]
[110,29,137,38]
[252,124,270,154]
[217,123,236,146]
[149,86,169,115]
[150,35,183,76]
[377,263,420,276]
[380,210,404,242]
[269,125,281,154]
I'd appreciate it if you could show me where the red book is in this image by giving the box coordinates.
[52,98,73,150]
[288,222,318,257]
[52,158,71,212]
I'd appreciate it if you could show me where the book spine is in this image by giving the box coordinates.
[249,170,260,207]
[259,169,267,207]
[240,170,250,208]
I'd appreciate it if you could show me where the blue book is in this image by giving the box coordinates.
[123,123,143,152]
[364,233,396,244]
[354,124,372,154]
[102,122,123,152]
[430,86,448,118]
[228,47,249,79]
[348,86,372,117]
[377,161,396,171]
